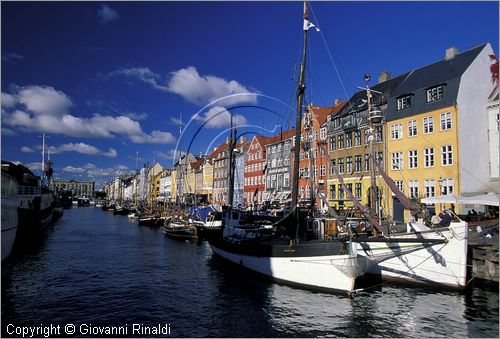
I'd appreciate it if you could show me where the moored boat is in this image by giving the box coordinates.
[1,170,19,261]
[163,217,197,241]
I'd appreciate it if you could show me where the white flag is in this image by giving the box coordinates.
[303,19,320,32]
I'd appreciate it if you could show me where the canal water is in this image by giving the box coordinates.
[2,207,498,338]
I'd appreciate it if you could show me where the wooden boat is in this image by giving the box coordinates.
[163,217,197,241]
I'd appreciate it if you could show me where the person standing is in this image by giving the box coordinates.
[431,213,442,228]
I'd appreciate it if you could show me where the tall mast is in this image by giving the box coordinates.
[291,1,309,223]
[228,110,236,207]
[364,75,382,224]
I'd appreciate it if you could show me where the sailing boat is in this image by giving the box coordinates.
[208,2,369,295]
[320,75,470,289]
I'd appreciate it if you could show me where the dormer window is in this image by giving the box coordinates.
[426,85,444,103]
[397,95,412,111]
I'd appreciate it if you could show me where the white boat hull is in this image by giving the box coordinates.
[357,222,468,288]
[210,242,365,294]
[2,174,18,261]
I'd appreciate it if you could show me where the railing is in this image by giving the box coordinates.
[18,185,41,196]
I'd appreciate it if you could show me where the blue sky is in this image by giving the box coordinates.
[2,1,498,188]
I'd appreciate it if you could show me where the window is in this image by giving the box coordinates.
[365,154,370,171]
[346,132,352,148]
[329,184,336,200]
[338,135,344,149]
[320,165,326,177]
[426,85,444,103]
[338,185,344,199]
[409,180,419,199]
[338,158,344,174]
[346,183,353,195]
[424,179,435,197]
[375,126,383,142]
[391,152,403,170]
[394,180,404,193]
[408,150,418,169]
[441,145,453,166]
[284,173,290,188]
[346,157,353,174]
[376,152,384,168]
[424,147,434,168]
[440,112,452,131]
[397,95,412,110]
[329,159,336,176]
[440,178,454,195]
[329,136,336,151]
[271,175,276,188]
[364,129,370,145]
[354,155,362,172]
[320,127,327,140]
[408,120,417,137]
[355,183,362,199]
[299,186,305,199]
[354,130,361,146]
[284,157,290,165]
[391,124,403,140]
[277,174,282,189]
[423,117,434,134]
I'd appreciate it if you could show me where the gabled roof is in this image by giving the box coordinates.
[190,159,203,170]
[266,128,296,146]
[308,101,348,126]
[385,44,487,121]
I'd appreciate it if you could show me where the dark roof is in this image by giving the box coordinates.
[335,72,411,118]
[385,44,487,121]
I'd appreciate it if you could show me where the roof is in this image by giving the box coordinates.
[266,128,296,146]
[308,101,347,126]
[385,44,487,121]
[335,71,411,118]
[190,159,203,170]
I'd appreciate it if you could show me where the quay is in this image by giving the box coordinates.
[467,221,499,284]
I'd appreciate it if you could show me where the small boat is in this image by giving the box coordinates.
[163,217,197,241]
[138,214,164,227]
[188,205,224,241]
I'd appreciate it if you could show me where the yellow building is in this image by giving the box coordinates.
[385,106,460,222]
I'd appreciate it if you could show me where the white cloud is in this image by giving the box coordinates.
[1,127,17,136]
[48,142,118,158]
[111,67,168,91]
[1,93,16,108]
[17,85,72,117]
[193,106,247,128]
[112,66,257,106]
[124,112,149,121]
[2,52,24,64]
[2,86,176,144]
[155,149,186,160]
[62,166,87,174]
[170,116,185,126]
[167,66,258,106]
[20,146,35,153]
[97,4,120,23]
[63,163,131,177]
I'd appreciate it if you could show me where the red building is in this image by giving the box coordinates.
[243,135,273,208]
[298,101,346,211]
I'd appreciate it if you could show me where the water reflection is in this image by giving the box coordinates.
[2,207,498,338]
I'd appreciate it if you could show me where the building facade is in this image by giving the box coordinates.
[53,179,95,198]
[264,128,295,205]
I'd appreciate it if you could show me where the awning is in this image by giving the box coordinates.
[421,194,462,204]
[421,192,499,207]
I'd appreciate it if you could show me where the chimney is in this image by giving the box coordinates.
[445,47,459,60]
[378,71,392,83]
[334,98,342,105]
